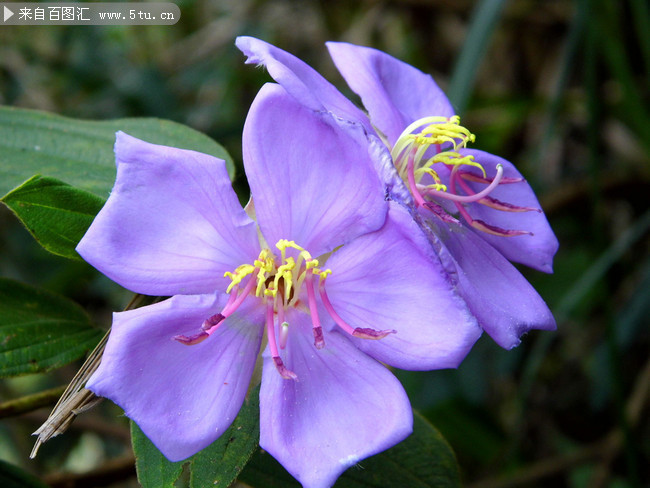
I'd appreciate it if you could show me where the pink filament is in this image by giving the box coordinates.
[419,164,504,203]
[267,300,297,380]
[222,270,259,317]
[318,279,395,340]
[305,269,325,349]
[406,149,428,208]
[174,271,258,345]
[449,165,475,227]
[460,171,523,185]
[448,166,532,237]
[455,173,540,213]
[176,258,396,379]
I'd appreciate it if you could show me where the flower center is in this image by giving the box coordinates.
[174,239,395,380]
[391,115,539,237]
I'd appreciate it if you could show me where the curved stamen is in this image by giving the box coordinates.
[392,116,466,175]
[419,164,504,203]
[305,269,325,349]
[173,331,210,345]
[449,165,479,229]
[454,174,540,213]
[468,219,533,237]
[318,279,395,340]
[267,300,297,380]
[222,270,259,316]
[422,201,459,223]
[406,149,428,208]
[449,166,533,237]
[477,195,542,213]
[217,290,239,316]
[177,238,398,378]
[460,171,523,185]
[174,272,259,346]
[202,313,226,332]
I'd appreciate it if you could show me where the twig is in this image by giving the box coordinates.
[0,385,66,418]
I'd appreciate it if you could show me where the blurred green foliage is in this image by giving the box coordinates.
[1,0,648,487]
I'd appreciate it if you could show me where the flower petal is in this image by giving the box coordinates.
[76,132,260,296]
[86,293,264,462]
[236,37,410,203]
[243,84,387,255]
[324,202,481,370]
[259,311,412,488]
[327,42,455,146]
[235,36,371,132]
[430,218,556,349]
[457,149,559,272]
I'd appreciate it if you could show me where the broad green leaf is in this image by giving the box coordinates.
[132,386,260,488]
[0,460,50,488]
[0,105,235,199]
[1,175,104,260]
[239,410,461,488]
[131,423,184,488]
[188,388,260,488]
[338,411,461,488]
[0,278,103,377]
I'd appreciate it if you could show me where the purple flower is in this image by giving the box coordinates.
[77,84,480,487]
[236,37,558,349]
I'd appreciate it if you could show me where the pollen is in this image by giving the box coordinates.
[178,239,392,380]
[224,239,330,305]
[389,114,538,237]
[391,115,481,186]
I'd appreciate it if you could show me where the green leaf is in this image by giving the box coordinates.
[0,459,50,488]
[239,410,461,488]
[0,278,104,377]
[338,410,461,488]
[1,175,105,260]
[131,423,184,488]
[0,106,235,199]
[132,386,260,488]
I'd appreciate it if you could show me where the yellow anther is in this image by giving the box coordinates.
[416,120,475,150]
[318,269,332,281]
[414,167,445,186]
[305,259,320,270]
[276,239,305,253]
[255,266,269,297]
[274,257,296,302]
[427,183,448,192]
[224,240,335,307]
[256,248,271,261]
[430,151,486,177]
[224,263,256,293]
[391,115,481,185]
